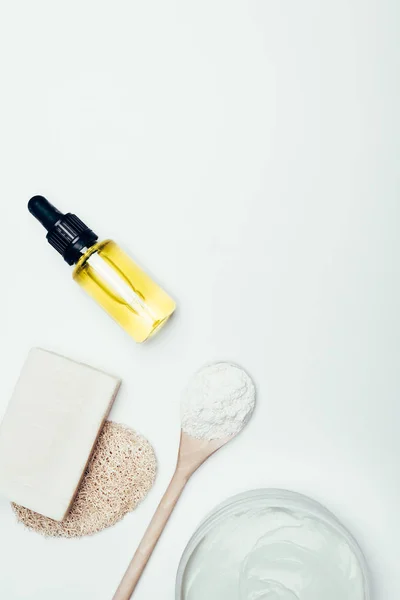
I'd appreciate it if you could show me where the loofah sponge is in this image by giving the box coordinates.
[12,421,156,538]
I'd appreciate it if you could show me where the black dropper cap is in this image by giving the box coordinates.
[28,195,98,265]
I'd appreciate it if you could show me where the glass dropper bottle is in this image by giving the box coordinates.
[28,195,176,342]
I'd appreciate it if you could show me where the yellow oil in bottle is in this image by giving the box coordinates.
[73,240,176,342]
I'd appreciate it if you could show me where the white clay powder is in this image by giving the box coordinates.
[181,363,256,440]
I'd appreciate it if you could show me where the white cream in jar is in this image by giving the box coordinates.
[178,491,370,600]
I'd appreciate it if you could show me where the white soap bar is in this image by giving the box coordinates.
[0,348,121,521]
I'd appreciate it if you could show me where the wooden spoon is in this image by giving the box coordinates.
[112,431,231,600]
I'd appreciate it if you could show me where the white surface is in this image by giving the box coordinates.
[0,0,399,598]
[0,348,120,521]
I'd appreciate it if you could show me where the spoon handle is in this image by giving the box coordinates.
[112,469,189,600]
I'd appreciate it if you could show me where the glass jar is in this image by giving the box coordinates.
[176,489,371,600]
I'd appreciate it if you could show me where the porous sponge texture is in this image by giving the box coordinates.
[12,422,156,537]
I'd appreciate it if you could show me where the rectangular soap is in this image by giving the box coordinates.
[0,348,121,521]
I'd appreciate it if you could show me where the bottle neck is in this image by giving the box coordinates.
[68,237,98,265]
[74,240,105,270]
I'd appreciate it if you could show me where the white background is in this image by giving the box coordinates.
[0,1,399,598]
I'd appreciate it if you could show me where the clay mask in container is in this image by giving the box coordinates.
[176,490,371,600]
